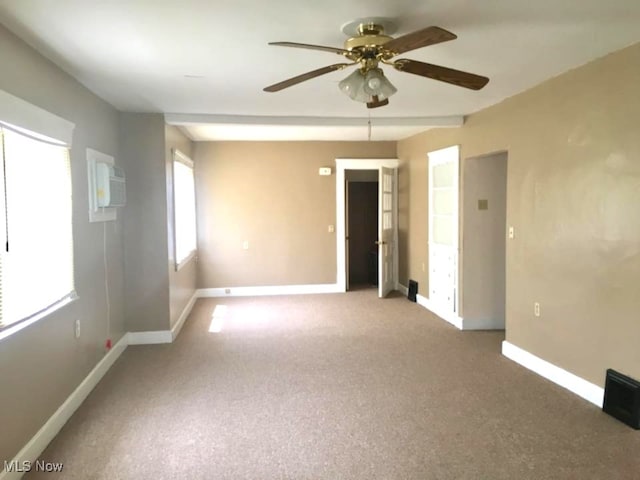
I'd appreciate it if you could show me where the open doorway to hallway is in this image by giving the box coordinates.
[461,151,508,329]
[335,158,399,296]
[346,170,378,291]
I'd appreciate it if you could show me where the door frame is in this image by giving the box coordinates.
[335,158,399,293]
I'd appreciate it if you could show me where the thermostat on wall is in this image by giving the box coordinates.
[319,167,332,176]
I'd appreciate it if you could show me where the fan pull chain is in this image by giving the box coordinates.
[367,114,372,141]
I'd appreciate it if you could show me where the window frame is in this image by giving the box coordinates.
[171,148,197,271]
[0,123,77,340]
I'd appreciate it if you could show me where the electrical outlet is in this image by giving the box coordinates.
[74,319,81,338]
[508,226,515,239]
[534,302,540,317]
[328,225,335,233]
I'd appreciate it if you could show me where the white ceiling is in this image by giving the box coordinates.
[1,1,639,141]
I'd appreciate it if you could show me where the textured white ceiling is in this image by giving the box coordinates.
[1,0,639,140]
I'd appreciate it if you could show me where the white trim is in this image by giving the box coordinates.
[127,330,172,345]
[0,89,75,145]
[171,291,197,340]
[416,293,464,330]
[172,148,193,168]
[171,149,197,270]
[197,283,341,298]
[501,341,604,407]
[401,284,501,331]
[0,303,199,479]
[335,158,400,292]
[0,295,77,344]
[175,250,196,272]
[165,113,464,128]
[0,334,127,480]
[427,145,460,318]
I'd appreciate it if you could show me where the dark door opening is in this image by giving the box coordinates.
[347,170,378,290]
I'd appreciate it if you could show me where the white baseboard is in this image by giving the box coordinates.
[400,284,505,331]
[416,293,463,330]
[399,282,463,329]
[197,283,341,298]
[128,291,198,345]
[502,341,604,407]
[1,296,200,479]
[171,291,197,341]
[0,334,128,480]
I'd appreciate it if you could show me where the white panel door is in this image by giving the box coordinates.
[378,167,396,298]
[428,147,459,314]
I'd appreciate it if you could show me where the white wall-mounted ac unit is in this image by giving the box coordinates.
[87,148,125,222]
[95,163,126,207]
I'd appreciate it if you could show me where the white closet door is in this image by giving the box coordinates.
[428,146,459,314]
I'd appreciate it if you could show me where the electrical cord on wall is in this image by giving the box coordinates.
[102,213,111,347]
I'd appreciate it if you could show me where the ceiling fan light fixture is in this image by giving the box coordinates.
[338,69,369,103]
[363,68,397,99]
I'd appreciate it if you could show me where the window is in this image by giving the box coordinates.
[0,124,75,332]
[172,149,197,269]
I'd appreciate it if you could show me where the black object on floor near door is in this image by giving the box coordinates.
[408,280,418,302]
[602,369,640,429]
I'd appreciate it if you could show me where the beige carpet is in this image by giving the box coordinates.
[26,289,640,479]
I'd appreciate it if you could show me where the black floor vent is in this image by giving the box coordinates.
[408,280,418,302]
[602,369,640,429]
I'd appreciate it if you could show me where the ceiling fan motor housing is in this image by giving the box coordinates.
[344,34,392,51]
[344,23,392,53]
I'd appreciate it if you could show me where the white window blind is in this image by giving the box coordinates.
[172,150,197,268]
[0,125,75,330]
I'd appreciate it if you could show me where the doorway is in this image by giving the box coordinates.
[346,170,378,290]
[461,151,508,329]
[335,158,399,296]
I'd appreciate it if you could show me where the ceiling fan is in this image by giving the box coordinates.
[263,18,489,108]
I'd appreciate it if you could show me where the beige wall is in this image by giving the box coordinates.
[0,25,125,463]
[194,141,396,288]
[120,113,171,332]
[398,42,640,386]
[462,152,507,325]
[165,125,197,327]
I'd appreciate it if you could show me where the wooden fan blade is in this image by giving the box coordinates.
[269,41,350,56]
[393,59,489,90]
[383,26,456,55]
[263,63,351,92]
